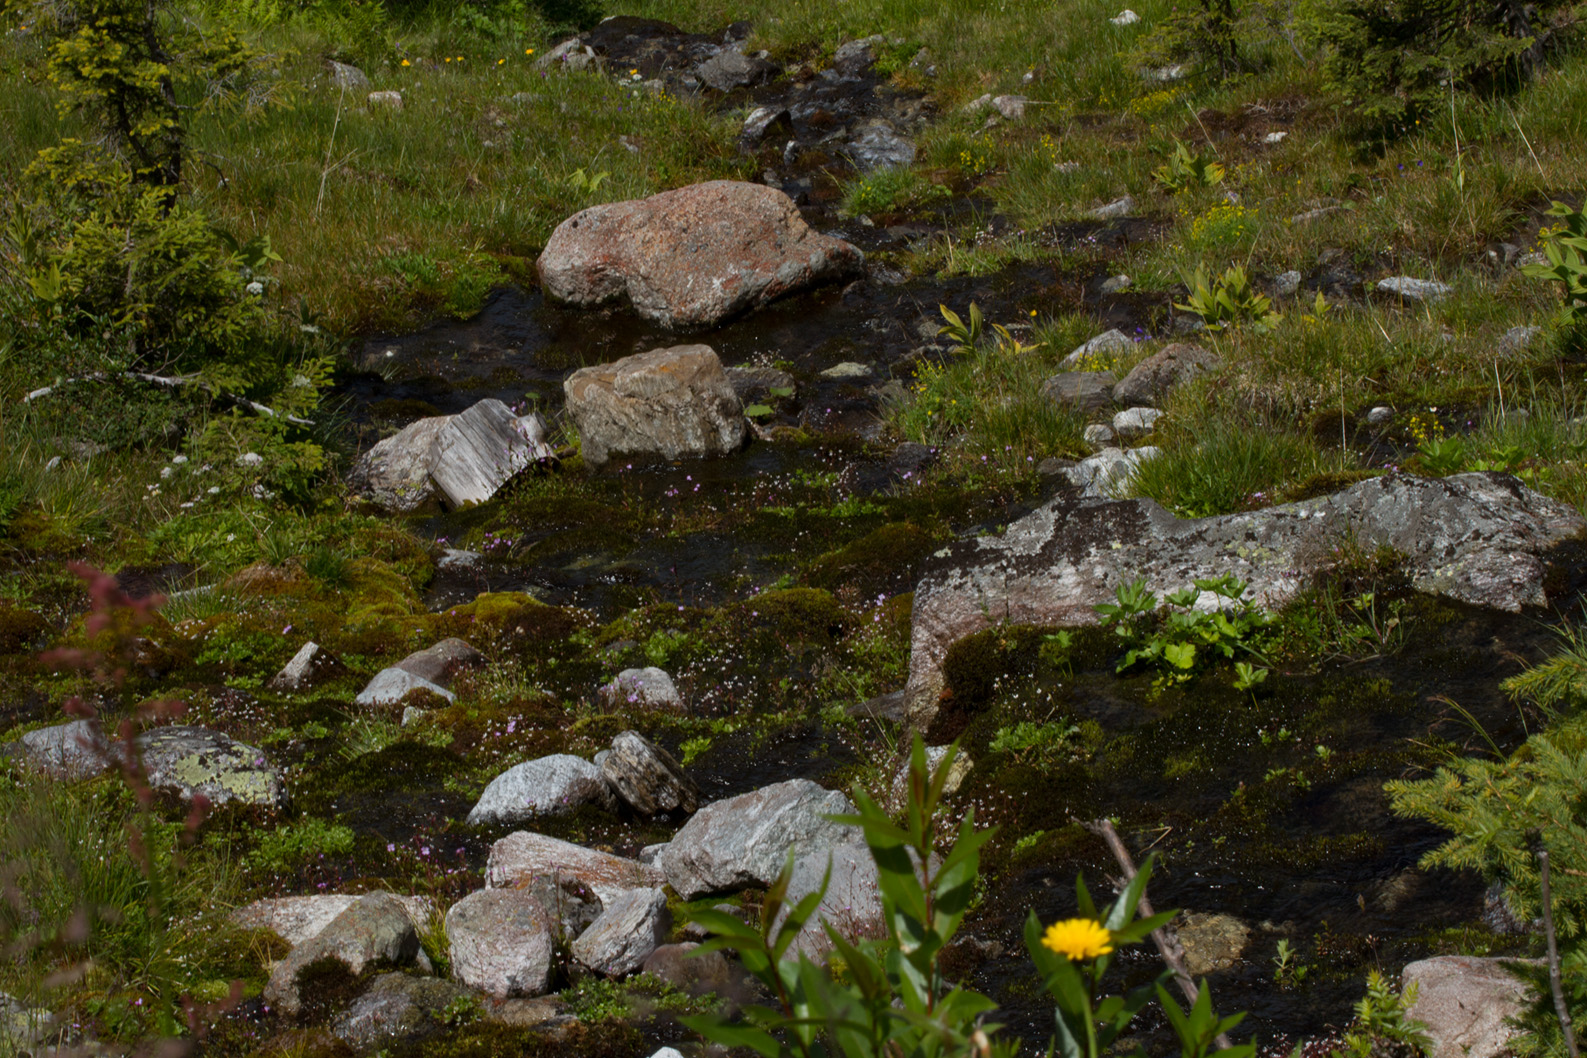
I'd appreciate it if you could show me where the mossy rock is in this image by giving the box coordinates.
[0,606,51,655]
[805,522,937,594]
[714,587,846,650]
[433,591,585,652]
[337,741,465,795]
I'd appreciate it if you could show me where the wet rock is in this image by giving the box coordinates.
[887,442,936,481]
[903,473,1586,728]
[832,35,883,76]
[1403,956,1534,1058]
[1111,343,1221,408]
[349,399,554,512]
[642,942,735,995]
[740,105,793,147]
[367,90,402,109]
[446,888,559,996]
[329,60,369,91]
[1378,276,1452,303]
[139,726,286,808]
[1061,328,1134,369]
[1084,423,1116,451]
[13,719,111,780]
[821,361,873,379]
[332,972,466,1050]
[1498,324,1542,356]
[233,894,433,947]
[537,180,863,329]
[1041,371,1117,414]
[487,831,665,902]
[468,754,618,825]
[598,666,684,711]
[600,730,699,816]
[263,892,427,1016]
[437,548,481,571]
[1175,913,1250,974]
[660,779,858,898]
[357,637,483,708]
[844,119,916,172]
[695,44,776,91]
[268,641,346,692]
[1112,406,1162,441]
[564,344,747,469]
[1090,194,1135,220]
[572,887,670,977]
[1273,270,1303,297]
[992,94,1028,120]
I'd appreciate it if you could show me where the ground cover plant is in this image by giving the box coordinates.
[2,0,1587,1051]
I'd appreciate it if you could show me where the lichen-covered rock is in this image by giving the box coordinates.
[904,473,1586,729]
[564,345,746,469]
[233,893,434,946]
[599,731,699,816]
[571,887,669,977]
[467,754,618,825]
[1378,276,1452,303]
[537,181,863,329]
[446,889,559,997]
[1060,446,1159,498]
[486,831,664,903]
[1110,343,1220,407]
[332,973,466,1050]
[1403,955,1535,1058]
[138,726,286,808]
[1176,913,1250,974]
[263,892,427,1016]
[659,779,858,898]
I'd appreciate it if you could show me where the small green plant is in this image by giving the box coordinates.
[937,301,985,350]
[1415,435,1468,476]
[441,993,482,1028]
[679,735,713,765]
[1336,971,1433,1058]
[1271,938,1310,989]
[1095,575,1272,683]
[245,817,355,874]
[1153,140,1226,192]
[990,720,1083,767]
[1176,265,1281,332]
[1524,201,1587,329]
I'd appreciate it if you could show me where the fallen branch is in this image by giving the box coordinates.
[1086,817,1234,1051]
[23,371,314,426]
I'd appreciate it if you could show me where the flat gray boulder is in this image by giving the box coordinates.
[1111,343,1220,407]
[138,726,286,809]
[571,887,669,977]
[446,888,559,997]
[1042,371,1117,414]
[486,831,664,903]
[1379,276,1452,303]
[537,180,863,329]
[659,779,859,898]
[695,44,776,91]
[349,399,554,512]
[14,719,111,780]
[600,731,699,816]
[565,345,746,469]
[1403,955,1534,1058]
[467,754,618,825]
[263,892,427,1016]
[1061,446,1159,497]
[903,473,1586,729]
[598,666,684,711]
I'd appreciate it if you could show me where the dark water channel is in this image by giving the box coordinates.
[328,255,1563,1051]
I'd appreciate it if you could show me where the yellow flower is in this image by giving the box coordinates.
[445,57,451,62]
[1041,919,1112,960]
[401,59,410,66]
[497,58,505,65]
[526,48,534,54]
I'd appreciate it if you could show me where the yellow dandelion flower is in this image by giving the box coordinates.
[498,58,505,65]
[445,57,451,62]
[1041,918,1112,960]
[401,58,410,66]
[526,48,534,54]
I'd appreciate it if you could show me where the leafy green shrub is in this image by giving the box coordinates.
[1132,0,1249,78]
[246,817,356,874]
[1300,0,1570,127]
[1153,140,1226,192]
[1176,264,1281,332]
[989,720,1083,767]
[1336,970,1433,1058]
[1094,575,1272,683]
[1524,200,1587,331]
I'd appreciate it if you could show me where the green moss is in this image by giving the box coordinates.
[336,741,465,795]
[0,606,51,655]
[805,522,938,593]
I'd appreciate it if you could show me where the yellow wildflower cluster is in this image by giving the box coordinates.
[1128,86,1183,118]
[1406,412,1444,447]
[958,147,994,175]
[1186,201,1255,248]
[1039,133,1061,167]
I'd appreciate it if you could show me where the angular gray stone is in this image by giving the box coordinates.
[1111,343,1221,408]
[15,719,110,780]
[1099,274,1132,295]
[1061,446,1158,497]
[446,888,558,997]
[1112,406,1162,440]
[740,106,792,148]
[367,90,403,109]
[1403,955,1534,1058]
[903,473,1587,728]
[349,399,553,512]
[844,119,916,173]
[233,894,434,947]
[695,45,775,92]
[776,838,884,959]
[357,637,484,708]
[660,779,859,898]
[1111,8,1140,24]
[332,973,466,1050]
[468,754,618,825]
[1498,325,1542,356]
[268,641,346,692]
[565,345,746,469]
[1378,276,1452,303]
[832,35,883,75]
[1041,371,1117,414]
[1061,329,1134,369]
[598,667,684,711]
[537,181,863,329]
[820,361,873,380]
[1089,195,1134,220]
[571,887,669,977]
[138,726,285,809]
[329,61,370,91]
[486,831,665,903]
[641,942,735,996]
[600,731,699,816]
[1273,270,1303,298]
[1083,424,1115,451]
[263,892,426,1016]
[356,668,454,708]
[992,94,1028,120]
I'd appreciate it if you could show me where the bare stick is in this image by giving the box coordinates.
[1539,846,1579,1058]
[1087,818,1233,1051]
